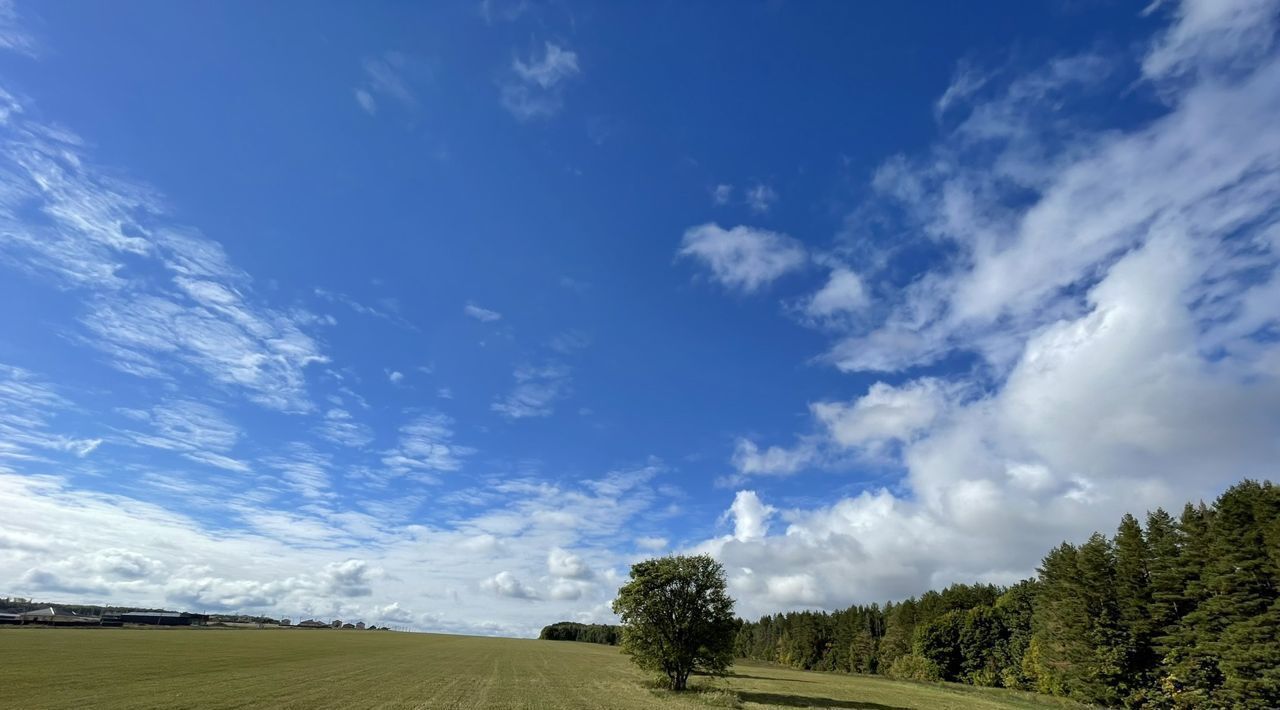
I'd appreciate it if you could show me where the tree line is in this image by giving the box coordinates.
[538,621,621,645]
[733,479,1280,708]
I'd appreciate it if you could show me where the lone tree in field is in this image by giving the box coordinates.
[611,554,736,691]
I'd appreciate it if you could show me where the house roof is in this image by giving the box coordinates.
[21,607,79,618]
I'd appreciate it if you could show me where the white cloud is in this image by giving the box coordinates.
[501,42,580,121]
[731,438,816,477]
[0,462,665,635]
[547,547,593,580]
[811,379,955,448]
[318,408,373,448]
[745,183,778,214]
[803,267,869,320]
[387,370,404,384]
[679,223,808,293]
[354,52,418,115]
[463,302,502,322]
[0,0,36,58]
[382,412,474,476]
[354,88,377,115]
[128,400,251,473]
[725,490,774,542]
[262,443,332,499]
[0,364,103,463]
[513,43,579,89]
[711,184,733,205]
[635,536,668,551]
[1143,0,1279,82]
[491,364,570,419]
[696,0,1280,619]
[481,570,539,599]
[935,59,991,118]
[0,100,328,411]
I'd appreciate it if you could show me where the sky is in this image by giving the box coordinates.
[0,0,1278,636]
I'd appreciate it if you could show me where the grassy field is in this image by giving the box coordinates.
[0,628,1089,709]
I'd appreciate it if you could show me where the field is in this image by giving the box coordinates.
[0,628,1089,709]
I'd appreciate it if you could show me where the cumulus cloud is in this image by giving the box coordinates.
[547,547,593,580]
[811,379,956,449]
[679,223,808,293]
[725,491,774,542]
[698,0,1280,619]
[731,439,817,477]
[500,42,580,121]
[803,267,869,321]
[482,571,539,599]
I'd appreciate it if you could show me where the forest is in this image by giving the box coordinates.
[732,479,1280,708]
[537,621,621,645]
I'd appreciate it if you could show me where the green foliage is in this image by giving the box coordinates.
[611,554,737,691]
[886,653,941,682]
[728,478,1280,708]
[539,621,621,645]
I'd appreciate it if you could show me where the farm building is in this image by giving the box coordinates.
[0,612,22,624]
[296,619,328,628]
[20,607,97,625]
[119,611,209,626]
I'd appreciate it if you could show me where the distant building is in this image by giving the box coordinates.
[20,607,97,625]
[0,612,23,625]
[297,619,328,628]
[119,611,208,626]
[331,619,342,628]
[280,618,291,626]
[355,621,365,630]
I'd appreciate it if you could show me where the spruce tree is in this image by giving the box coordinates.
[1203,481,1280,707]
[1114,512,1156,703]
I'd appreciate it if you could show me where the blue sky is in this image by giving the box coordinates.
[1,0,1278,635]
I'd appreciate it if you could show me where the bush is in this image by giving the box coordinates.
[887,654,941,682]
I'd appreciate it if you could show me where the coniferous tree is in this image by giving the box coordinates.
[1201,482,1280,708]
[1114,513,1156,704]
[1161,502,1223,707]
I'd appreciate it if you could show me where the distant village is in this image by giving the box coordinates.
[0,598,392,631]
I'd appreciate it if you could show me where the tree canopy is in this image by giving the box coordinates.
[732,479,1280,708]
[611,554,737,690]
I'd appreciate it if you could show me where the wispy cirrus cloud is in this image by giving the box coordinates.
[0,0,37,58]
[500,42,580,121]
[126,400,250,474]
[381,412,475,476]
[0,93,327,411]
[353,52,419,116]
[0,364,101,463]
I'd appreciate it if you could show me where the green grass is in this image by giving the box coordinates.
[0,628,1089,709]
